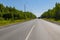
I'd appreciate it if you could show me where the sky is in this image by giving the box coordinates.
[0,0,60,17]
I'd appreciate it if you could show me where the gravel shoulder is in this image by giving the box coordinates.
[43,19,60,25]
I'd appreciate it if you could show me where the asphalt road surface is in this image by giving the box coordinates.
[0,19,60,40]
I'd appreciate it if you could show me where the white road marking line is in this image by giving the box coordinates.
[25,25,35,40]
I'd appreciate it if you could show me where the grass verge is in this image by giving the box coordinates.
[0,19,31,29]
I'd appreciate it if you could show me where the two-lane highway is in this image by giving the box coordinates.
[28,19,60,40]
[0,19,60,40]
[0,19,37,40]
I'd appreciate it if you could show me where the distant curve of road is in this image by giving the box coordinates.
[0,19,60,40]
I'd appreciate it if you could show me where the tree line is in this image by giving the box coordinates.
[40,3,60,20]
[0,4,36,20]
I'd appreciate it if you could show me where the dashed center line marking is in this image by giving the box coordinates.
[25,25,35,40]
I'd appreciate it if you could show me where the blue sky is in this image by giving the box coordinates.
[0,0,60,17]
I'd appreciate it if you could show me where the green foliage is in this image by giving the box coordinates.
[0,4,36,20]
[41,3,60,20]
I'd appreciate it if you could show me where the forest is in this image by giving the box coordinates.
[0,4,36,20]
[41,3,60,20]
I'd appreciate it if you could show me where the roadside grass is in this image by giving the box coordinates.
[0,19,31,28]
[43,18,56,22]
